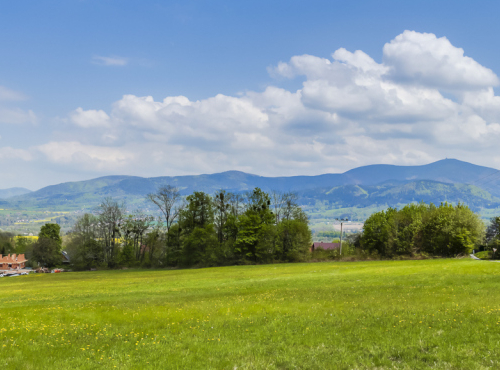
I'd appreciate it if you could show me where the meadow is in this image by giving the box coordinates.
[1,259,499,369]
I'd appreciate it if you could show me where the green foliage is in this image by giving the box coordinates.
[66,187,312,269]
[233,188,276,262]
[181,225,219,266]
[180,191,214,233]
[119,242,136,267]
[165,224,182,267]
[474,251,493,260]
[32,223,62,267]
[234,213,263,262]
[276,219,311,262]
[360,202,483,257]
[14,235,35,255]
[39,223,62,247]
[32,238,61,268]
[485,216,500,250]
[66,236,105,270]
[0,232,14,255]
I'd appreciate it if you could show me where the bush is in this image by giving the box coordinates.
[475,251,493,260]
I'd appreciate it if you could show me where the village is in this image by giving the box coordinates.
[0,252,69,277]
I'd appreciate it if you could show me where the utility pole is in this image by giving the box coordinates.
[335,218,348,255]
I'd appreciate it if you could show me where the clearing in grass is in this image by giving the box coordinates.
[1,259,499,369]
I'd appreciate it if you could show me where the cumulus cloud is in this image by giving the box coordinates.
[70,107,110,128]
[383,30,499,90]
[37,141,135,171]
[92,55,128,66]
[40,30,500,178]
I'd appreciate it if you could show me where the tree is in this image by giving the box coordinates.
[72,213,98,245]
[276,207,311,261]
[181,224,218,266]
[143,226,165,267]
[121,213,153,261]
[15,235,35,255]
[39,223,62,247]
[97,197,125,267]
[420,203,482,256]
[147,185,183,233]
[119,241,136,267]
[486,216,500,249]
[359,202,483,257]
[234,188,276,262]
[271,190,299,223]
[33,223,62,268]
[276,219,311,261]
[66,237,104,270]
[0,232,14,255]
[179,192,213,233]
[213,190,232,245]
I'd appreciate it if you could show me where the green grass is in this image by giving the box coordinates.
[1,259,500,369]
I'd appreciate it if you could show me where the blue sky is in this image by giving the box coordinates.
[2,0,500,189]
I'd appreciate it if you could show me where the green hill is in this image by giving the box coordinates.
[2,159,500,229]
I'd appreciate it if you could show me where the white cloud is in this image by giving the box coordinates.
[92,55,128,66]
[0,86,26,101]
[383,30,499,90]
[37,141,134,170]
[70,107,110,128]
[28,30,500,181]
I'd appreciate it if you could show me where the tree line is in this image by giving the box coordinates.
[64,186,312,269]
[352,202,485,258]
[6,197,500,268]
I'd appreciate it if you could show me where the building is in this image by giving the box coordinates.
[0,254,28,270]
[62,251,70,264]
[310,242,341,252]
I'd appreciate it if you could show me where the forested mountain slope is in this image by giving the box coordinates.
[2,159,500,217]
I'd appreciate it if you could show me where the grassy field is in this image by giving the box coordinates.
[1,259,500,369]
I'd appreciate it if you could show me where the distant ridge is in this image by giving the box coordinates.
[0,187,32,199]
[3,159,500,217]
[341,159,498,186]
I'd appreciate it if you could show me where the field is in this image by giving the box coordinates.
[0,209,78,234]
[1,259,500,369]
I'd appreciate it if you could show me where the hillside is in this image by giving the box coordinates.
[0,187,32,199]
[300,180,500,210]
[2,159,500,231]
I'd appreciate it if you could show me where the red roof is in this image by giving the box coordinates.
[0,254,27,264]
[311,242,341,251]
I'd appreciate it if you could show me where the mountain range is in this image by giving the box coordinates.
[0,187,32,199]
[1,159,500,220]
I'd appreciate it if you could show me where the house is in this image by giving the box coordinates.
[310,242,341,252]
[0,254,28,270]
[62,251,70,264]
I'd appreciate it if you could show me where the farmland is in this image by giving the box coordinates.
[1,259,500,369]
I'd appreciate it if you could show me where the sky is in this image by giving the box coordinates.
[2,0,500,190]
